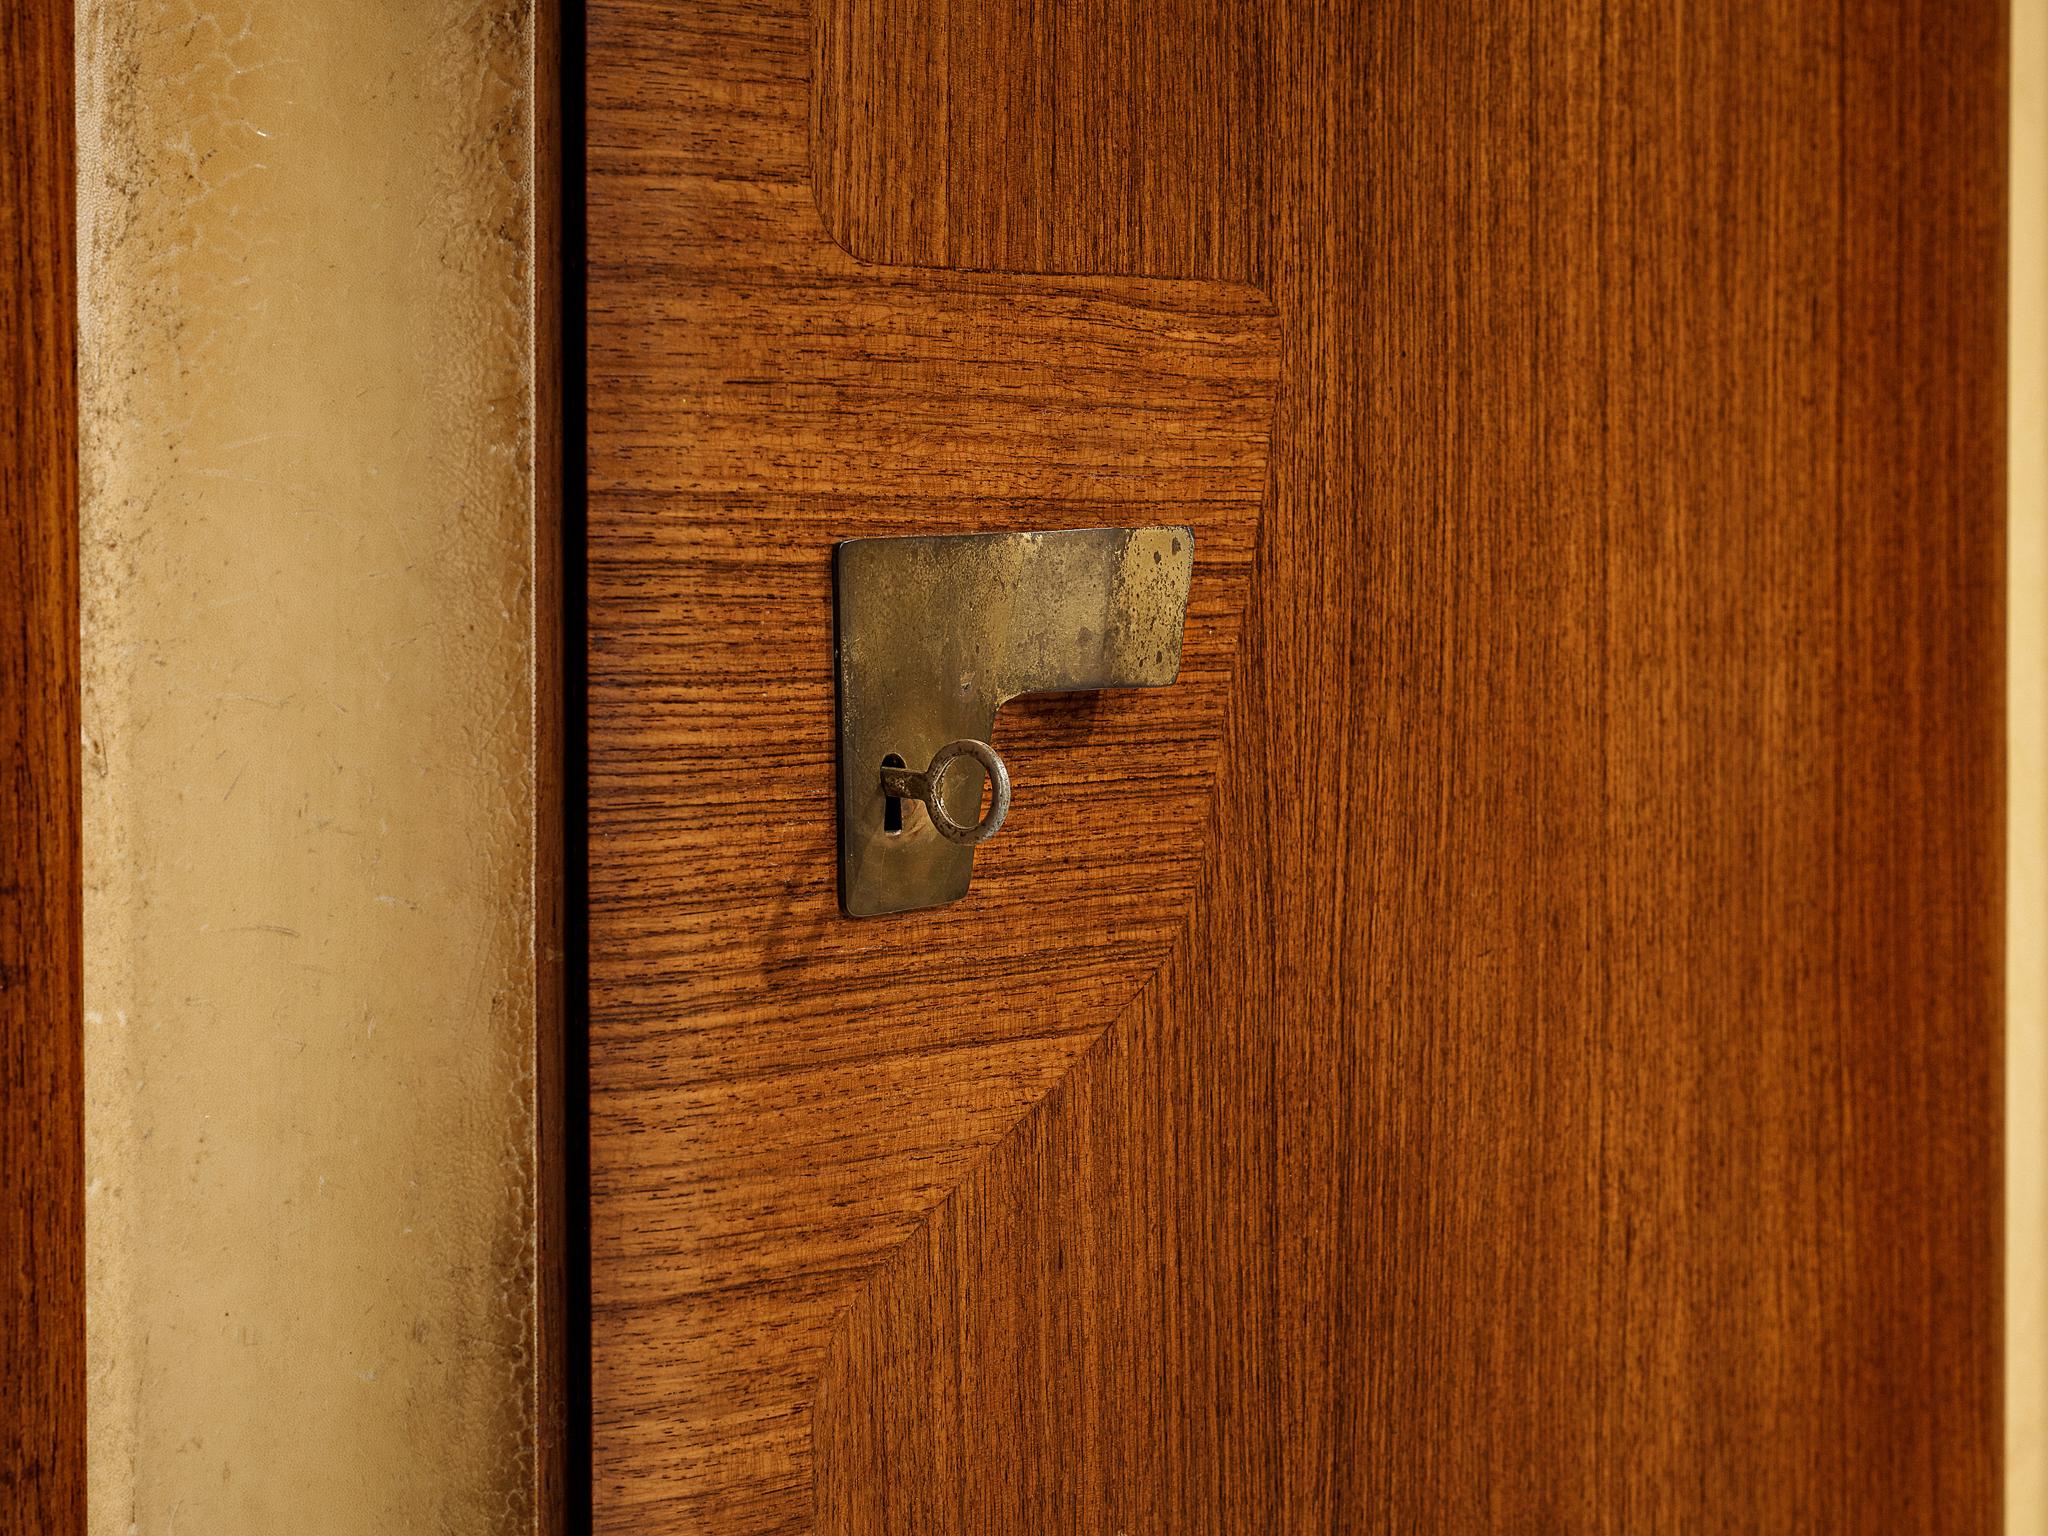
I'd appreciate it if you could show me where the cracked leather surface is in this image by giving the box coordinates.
[78,3,543,1531]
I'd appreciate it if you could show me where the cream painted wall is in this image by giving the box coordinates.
[77,3,547,1531]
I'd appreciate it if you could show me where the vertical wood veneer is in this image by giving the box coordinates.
[591,0,2004,1526]
[1,4,84,1531]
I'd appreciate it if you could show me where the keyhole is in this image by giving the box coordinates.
[880,753,905,833]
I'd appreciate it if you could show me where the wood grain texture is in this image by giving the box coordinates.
[591,0,2004,1529]
[809,0,2007,1531]
[812,0,1266,281]
[585,2,1278,1528]
[1,3,83,1531]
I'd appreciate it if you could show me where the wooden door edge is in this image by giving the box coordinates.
[2010,1,2046,1527]
[1,3,85,1531]
[535,0,574,1528]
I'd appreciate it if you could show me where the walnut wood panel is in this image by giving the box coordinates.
[1,3,83,1531]
[807,1,2006,1532]
[592,0,2003,1529]
[585,2,1278,1527]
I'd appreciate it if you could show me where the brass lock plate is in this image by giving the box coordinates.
[834,526,1195,917]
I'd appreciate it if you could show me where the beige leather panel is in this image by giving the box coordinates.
[78,3,547,1531]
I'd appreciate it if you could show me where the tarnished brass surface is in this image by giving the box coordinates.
[77,3,548,1532]
[835,526,1194,916]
